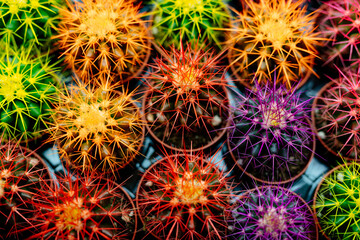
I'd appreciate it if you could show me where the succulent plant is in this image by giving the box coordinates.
[50,79,143,176]
[23,171,137,240]
[136,151,231,239]
[228,185,316,239]
[0,0,62,49]
[56,0,150,83]
[228,80,314,183]
[150,0,231,52]
[316,0,360,69]
[314,162,360,239]
[0,141,50,239]
[143,43,229,150]
[313,66,360,161]
[228,0,320,89]
[0,47,60,142]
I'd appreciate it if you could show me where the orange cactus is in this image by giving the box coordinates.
[228,0,321,89]
[56,0,150,83]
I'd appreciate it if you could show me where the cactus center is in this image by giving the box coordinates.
[174,173,204,204]
[171,66,200,91]
[258,207,287,238]
[261,105,286,129]
[176,0,201,10]
[77,104,108,133]
[0,74,26,101]
[56,202,83,231]
[82,10,116,38]
[259,18,292,46]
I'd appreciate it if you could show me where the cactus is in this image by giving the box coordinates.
[228,0,320,89]
[150,0,231,52]
[137,151,231,239]
[228,185,316,239]
[313,66,360,161]
[23,171,137,239]
[143,43,229,150]
[0,140,50,239]
[316,0,360,69]
[0,47,60,142]
[50,80,143,176]
[314,162,360,239]
[0,0,62,49]
[228,81,314,183]
[56,0,150,83]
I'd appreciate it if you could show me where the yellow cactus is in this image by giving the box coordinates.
[229,0,321,89]
[50,78,143,176]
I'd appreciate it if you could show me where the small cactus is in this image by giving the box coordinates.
[0,141,50,239]
[50,79,143,176]
[313,66,360,161]
[0,47,60,142]
[143,43,229,150]
[23,171,137,239]
[150,0,231,52]
[228,80,314,183]
[0,0,62,49]
[316,0,360,69]
[56,0,150,83]
[228,0,321,89]
[136,151,232,239]
[228,185,316,239]
[314,162,360,239]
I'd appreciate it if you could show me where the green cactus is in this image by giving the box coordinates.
[315,162,360,239]
[0,47,60,142]
[150,0,230,51]
[0,0,62,49]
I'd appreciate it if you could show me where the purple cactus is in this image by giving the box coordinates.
[228,81,314,183]
[227,186,316,239]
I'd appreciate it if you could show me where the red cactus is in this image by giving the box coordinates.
[142,43,229,150]
[136,150,232,239]
[313,65,360,160]
[22,171,137,240]
[0,140,50,239]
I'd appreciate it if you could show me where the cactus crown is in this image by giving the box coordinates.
[0,141,49,239]
[229,0,320,89]
[0,47,60,142]
[51,79,143,176]
[317,0,360,68]
[228,81,313,183]
[143,44,229,150]
[150,0,230,51]
[315,162,360,239]
[57,0,150,82]
[137,151,231,239]
[24,171,137,239]
[314,66,360,160]
[0,0,62,48]
[228,186,315,239]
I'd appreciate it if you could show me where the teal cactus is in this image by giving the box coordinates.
[314,162,360,239]
[0,0,62,49]
[150,0,231,51]
[0,47,60,142]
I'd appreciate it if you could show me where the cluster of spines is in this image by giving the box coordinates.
[143,43,229,150]
[317,0,360,68]
[228,80,313,183]
[229,0,321,89]
[21,171,137,239]
[150,0,230,51]
[0,140,50,239]
[56,0,150,82]
[228,186,316,239]
[50,79,143,176]
[0,0,62,49]
[0,47,60,142]
[315,162,360,239]
[136,151,231,239]
[313,66,360,160]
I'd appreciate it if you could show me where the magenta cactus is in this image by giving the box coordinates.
[228,186,317,239]
[228,81,314,183]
